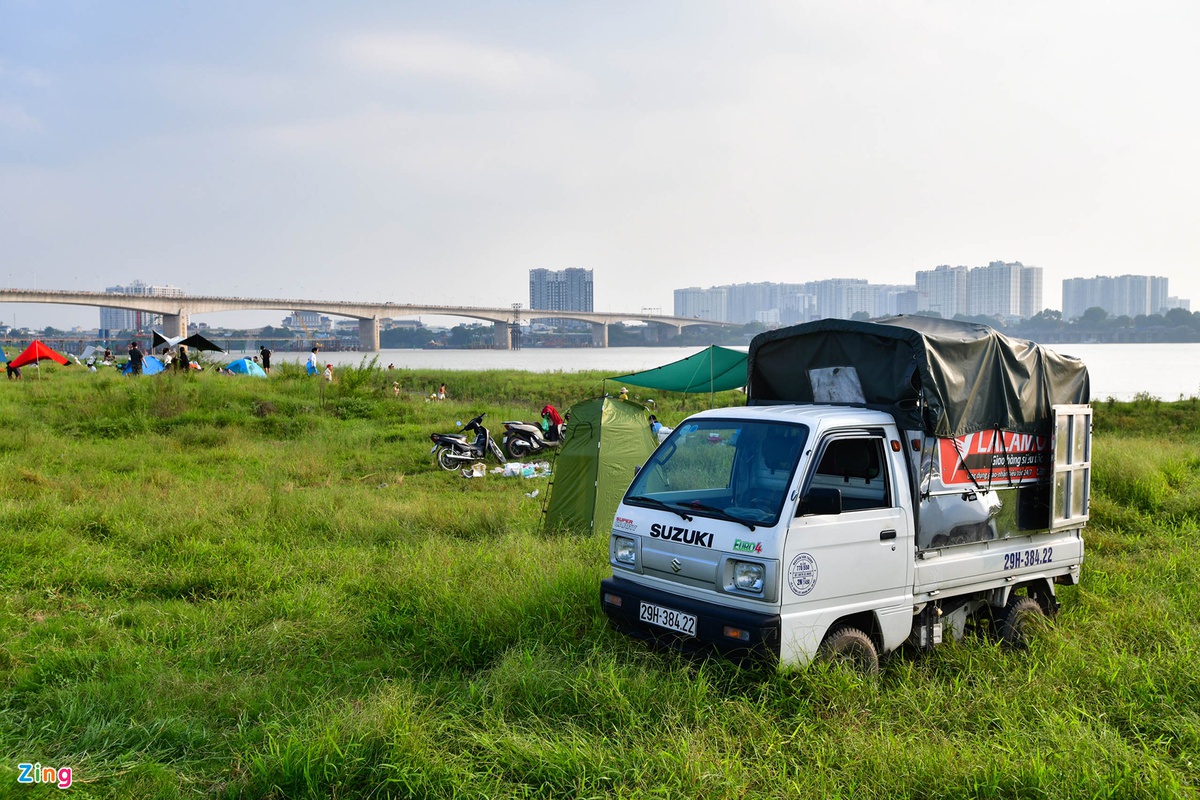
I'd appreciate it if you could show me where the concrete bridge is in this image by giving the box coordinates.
[0,289,727,351]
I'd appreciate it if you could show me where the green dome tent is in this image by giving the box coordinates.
[543,397,660,534]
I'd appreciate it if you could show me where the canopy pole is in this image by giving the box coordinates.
[700,345,710,407]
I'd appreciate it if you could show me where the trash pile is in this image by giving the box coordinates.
[497,461,552,479]
[459,461,553,480]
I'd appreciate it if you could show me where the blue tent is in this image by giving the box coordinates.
[225,357,267,377]
[122,355,165,375]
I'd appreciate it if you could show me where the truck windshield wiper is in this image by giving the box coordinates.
[626,495,693,521]
[684,501,757,531]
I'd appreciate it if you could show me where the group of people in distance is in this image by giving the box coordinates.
[122,340,194,375]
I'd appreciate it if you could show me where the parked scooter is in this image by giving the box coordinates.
[502,405,566,459]
[430,414,506,471]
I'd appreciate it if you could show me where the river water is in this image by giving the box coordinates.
[269,342,1200,402]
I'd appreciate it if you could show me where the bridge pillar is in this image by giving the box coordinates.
[591,322,609,348]
[358,317,380,352]
[162,313,189,340]
[493,321,512,350]
[644,322,682,344]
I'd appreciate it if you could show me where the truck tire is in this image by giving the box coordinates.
[999,596,1045,649]
[817,626,879,675]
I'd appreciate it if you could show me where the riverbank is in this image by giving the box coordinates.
[2,365,1197,797]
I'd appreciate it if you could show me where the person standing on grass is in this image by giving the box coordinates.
[178,344,190,372]
[260,345,272,375]
[324,363,334,382]
[438,382,447,400]
[306,347,319,375]
[128,341,144,376]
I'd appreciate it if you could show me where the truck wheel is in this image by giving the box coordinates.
[506,437,531,459]
[817,626,879,675]
[436,448,458,471]
[999,596,1046,649]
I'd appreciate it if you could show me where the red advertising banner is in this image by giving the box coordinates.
[938,430,1051,486]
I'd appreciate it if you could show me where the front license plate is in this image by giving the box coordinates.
[639,602,696,637]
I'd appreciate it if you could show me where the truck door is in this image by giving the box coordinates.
[780,431,914,661]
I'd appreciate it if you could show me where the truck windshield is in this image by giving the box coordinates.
[626,419,808,525]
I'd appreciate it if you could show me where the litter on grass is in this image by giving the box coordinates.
[498,462,552,478]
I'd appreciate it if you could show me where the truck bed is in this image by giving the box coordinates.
[912,527,1083,600]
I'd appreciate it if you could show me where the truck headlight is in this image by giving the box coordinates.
[614,536,637,565]
[731,561,764,593]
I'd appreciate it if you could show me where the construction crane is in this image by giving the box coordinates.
[292,310,317,350]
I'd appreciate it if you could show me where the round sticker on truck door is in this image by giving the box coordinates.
[788,553,818,596]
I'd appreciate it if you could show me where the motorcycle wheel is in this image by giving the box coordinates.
[506,437,533,460]
[490,440,507,464]
[436,447,459,471]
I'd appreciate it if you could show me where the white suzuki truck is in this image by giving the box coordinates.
[600,316,1091,672]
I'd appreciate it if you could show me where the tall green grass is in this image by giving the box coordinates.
[1,369,1197,798]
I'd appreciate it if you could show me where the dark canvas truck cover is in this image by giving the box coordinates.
[747,316,1090,437]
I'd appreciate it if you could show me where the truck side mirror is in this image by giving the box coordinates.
[798,487,842,516]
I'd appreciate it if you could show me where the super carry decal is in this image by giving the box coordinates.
[614,516,637,533]
[649,522,714,549]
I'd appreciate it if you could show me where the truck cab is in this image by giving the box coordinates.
[602,404,917,663]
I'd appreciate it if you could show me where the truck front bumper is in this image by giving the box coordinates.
[600,576,781,662]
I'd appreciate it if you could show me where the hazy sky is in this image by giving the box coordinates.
[3,1,1198,330]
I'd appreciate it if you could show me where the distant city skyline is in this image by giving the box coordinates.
[0,261,1192,334]
[674,263,1189,327]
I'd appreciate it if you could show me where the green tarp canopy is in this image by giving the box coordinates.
[610,345,748,394]
[544,397,659,533]
[748,316,1090,438]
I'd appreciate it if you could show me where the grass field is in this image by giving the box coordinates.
[1,360,1198,798]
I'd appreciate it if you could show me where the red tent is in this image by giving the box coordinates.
[7,340,70,369]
